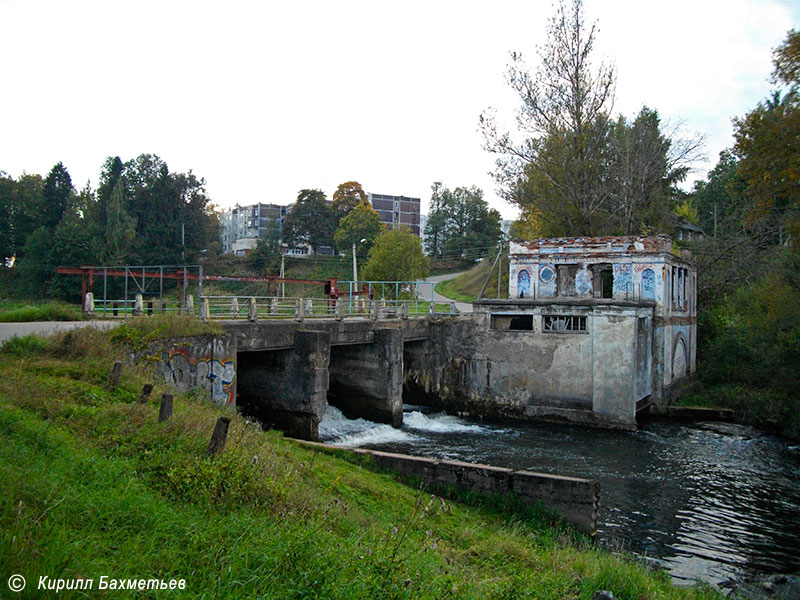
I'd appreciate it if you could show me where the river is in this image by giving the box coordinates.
[318,405,800,587]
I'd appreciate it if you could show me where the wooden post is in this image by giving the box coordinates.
[207,417,231,456]
[137,383,154,404]
[108,361,122,388]
[158,394,174,422]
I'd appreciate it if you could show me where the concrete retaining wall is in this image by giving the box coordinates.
[151,335,237,407]
[297,441,599,535]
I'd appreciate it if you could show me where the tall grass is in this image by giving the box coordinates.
[0,300,82,322]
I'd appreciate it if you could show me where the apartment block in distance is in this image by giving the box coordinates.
[368,193,421,236]
[220,203,288,255]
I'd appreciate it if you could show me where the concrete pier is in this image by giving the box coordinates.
[237,330,330,440]
[329,327,404,427]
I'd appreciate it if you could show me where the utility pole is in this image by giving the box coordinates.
[497,242,503,298]
[279,254,285,298]
[352,242,358,283]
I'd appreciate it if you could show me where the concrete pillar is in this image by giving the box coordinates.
[270,297,278,315]
[295,298,304,321]
[328,327,403,427]
[133,294,143,315]
[199,297,210,321]
[247,297,257,322]
[185,295,194,314]
[84,292,95,317]
[334,298,344,321]
[236,330,330,440]
[231,297,239,318]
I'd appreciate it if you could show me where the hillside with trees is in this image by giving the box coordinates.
[683,29,800,438]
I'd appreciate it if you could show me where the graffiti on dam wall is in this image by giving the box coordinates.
[159,347,236,406]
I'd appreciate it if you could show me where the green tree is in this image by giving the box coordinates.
[88,154,217,264]
[11,173,45,257]
[362,227,429,283]
[424,183,502,260]
[282,189,336,256]
[248,221,282,274]
[332,181,367,222]
[481,0,615,236]
[104,180,136,264]
[733,91,800,243]
[423,182,449,257]
[40,162,73,231]
[15,226,54,296]
[482,1,701,237]
[333,201,385,260]
[606,107,697,235]
[0,173,14,263]
[732,29,800,243]
[48,183,98,298]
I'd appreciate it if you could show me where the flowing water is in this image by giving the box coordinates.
[319,405,800,586]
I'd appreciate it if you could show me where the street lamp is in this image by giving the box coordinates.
[352,238,367,283]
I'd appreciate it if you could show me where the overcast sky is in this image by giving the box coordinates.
[1,0,797,220]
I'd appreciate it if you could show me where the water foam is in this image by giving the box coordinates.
[403,410,489,434]
[318,406,416,447]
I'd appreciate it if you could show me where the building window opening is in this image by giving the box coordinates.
[492,314,533,331]
[543,315,587,333]
[600,270,613,298]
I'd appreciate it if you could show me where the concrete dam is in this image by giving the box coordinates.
[158,301,693,442]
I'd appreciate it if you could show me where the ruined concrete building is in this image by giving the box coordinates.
[465,235,696,429]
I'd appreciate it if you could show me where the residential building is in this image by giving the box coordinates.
[219,203,288,255]
[368,193,421,236]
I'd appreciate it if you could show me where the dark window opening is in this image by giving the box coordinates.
[543,315,587,333]
[600,270,613,298]
[491,314,534,331]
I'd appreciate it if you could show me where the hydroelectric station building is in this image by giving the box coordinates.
[469,235,696,428]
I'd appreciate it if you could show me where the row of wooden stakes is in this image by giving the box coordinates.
[109,361,230,456]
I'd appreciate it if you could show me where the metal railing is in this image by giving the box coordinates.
[91,297,192,318]
[198,296,457,321]
[84,293,457,320]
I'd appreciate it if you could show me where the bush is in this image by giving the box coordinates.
[0,335,51,357]
[694,251,800,438]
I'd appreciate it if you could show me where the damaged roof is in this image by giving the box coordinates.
[510,235,674,256]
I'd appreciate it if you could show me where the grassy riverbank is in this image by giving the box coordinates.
[0,319,720,599]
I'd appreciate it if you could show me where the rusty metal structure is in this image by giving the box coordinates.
[56,265,356,312]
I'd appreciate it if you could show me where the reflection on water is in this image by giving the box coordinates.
[318,406,800,585]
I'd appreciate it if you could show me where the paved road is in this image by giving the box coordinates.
[0,320,119,344]
[418,272,473,314]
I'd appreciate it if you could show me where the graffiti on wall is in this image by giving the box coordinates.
[575,268,592,295]
[517,269,531,298]
[641,268,655,300]
[160,347,236,406]
[612,263,632,295]
[538,263,556,297]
